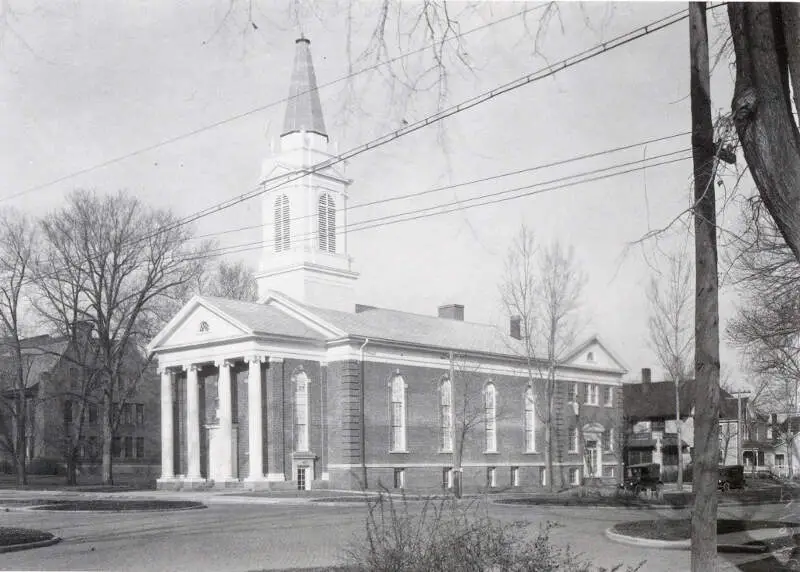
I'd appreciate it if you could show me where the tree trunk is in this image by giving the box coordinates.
[15,387,26,486]
[102,391,113,485]
[676,380,683,491]
[690,4,721,570]
[728,3,800,262]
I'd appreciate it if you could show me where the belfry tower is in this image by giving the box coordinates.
[256,38,359,311]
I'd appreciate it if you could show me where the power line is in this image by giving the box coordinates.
[191,150,692,261]
[17,8,695,287]
[191,130,691,241]
[168,7,691,236]
[2,4,548,203]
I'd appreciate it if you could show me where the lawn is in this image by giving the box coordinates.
[612,519,798,541]
[0,527,54,547]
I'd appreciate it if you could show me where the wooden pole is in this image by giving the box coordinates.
[689,3,720,570]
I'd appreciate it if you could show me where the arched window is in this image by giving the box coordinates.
[390,375,406,451]
[484,383,497,453]
[274,194,290,252]
[439,377,452,452]
[294,372,309,452]
[318,193,336,253]
[524,387,536,452]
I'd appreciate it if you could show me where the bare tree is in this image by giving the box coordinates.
[202,259,258,302]
[33,190,208,485]
[0,209,37,485]
[501,226,586,490]
[728,197,800,477]
[646,248,693,490]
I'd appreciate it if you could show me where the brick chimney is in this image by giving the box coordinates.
[642,367,652,384]
[438,304,464,321]
[510,316,522,340]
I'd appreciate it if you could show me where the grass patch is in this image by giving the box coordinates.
[0,527,54,547]
[29,499,205,511]
[612,519,799,541]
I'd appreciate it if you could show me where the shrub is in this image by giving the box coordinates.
[28,458,65,476]
[345,487,644,572]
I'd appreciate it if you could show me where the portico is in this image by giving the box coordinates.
[157,354,271,487]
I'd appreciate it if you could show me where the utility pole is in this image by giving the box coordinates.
[675,372,684,491]
[689,3,720,570]
[731,390,751,466]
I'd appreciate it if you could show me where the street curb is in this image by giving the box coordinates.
[604,528,770,554]
[0,536,62,554]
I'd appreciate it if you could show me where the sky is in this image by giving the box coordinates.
[0,1,753,387]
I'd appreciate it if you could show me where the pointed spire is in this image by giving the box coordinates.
[282,37,327,139]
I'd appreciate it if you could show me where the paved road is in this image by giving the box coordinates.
[0,492,790,571]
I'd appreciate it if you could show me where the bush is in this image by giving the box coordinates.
[28,458,65,476]
[0,460,13,474]
[345,487,645,572]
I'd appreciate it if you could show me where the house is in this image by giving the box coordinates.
[0,329,160,480]
[719,394,781,476]
[622,369,766,480]
[621,369,694,481]
[146,38,629,492]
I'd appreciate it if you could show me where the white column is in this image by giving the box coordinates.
[186,364,202,480]
[159,368,174,481]
[216,359,234,481]
[246,355,265,481]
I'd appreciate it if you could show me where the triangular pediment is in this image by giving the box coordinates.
[562,335,628,373]
[147,297,253,352]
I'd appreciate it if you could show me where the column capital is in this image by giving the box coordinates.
[246,355,267,365]
[215,359,235,369]
[182,363,199,373]
[268,357,285,365]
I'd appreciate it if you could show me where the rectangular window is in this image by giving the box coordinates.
[393,468,405,489]
[63,400,73,424]
[136,437,144,458]
[568,383,579,403]
[569,467,581,486]
[112,437,122,458]
[442,468,453,490]
[777,454,786,466]
[603,386,613,407]
[510,466,520,487]
[539,467,547,487]
[487,467,496,488]
[123,403,132,425]
[651,420,666,433]
[88,436,98,459]
[569,427,578,453]
[124,436,133,458]
[136,404,144,426]
[88,404,98,425]
[602,465,616,478]
[585,384,599,406]
[297,467,307,491]
[602,429,613,451]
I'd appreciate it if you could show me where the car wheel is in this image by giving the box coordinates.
[722,481,731,493]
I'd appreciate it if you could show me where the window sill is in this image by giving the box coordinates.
[389,450,409,454]
[438,450,453,455]
[483,450,499,455]
[523,450,539,454]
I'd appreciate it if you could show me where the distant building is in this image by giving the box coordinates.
[622,369,769,480]
[147,38,629,492]
[0,329,160,480]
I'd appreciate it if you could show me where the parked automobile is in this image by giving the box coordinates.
[619,463,664,497]
[718,465,745,492]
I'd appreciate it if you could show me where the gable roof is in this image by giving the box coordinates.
[623,379,736,421]
[201,296,327,340]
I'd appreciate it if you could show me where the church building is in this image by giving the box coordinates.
[147,38,628,492]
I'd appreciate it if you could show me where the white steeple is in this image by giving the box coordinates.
[255,38,359,312]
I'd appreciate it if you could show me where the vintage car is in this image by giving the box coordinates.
[718,465,745,492]
[619,463,664,497]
